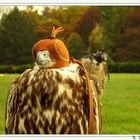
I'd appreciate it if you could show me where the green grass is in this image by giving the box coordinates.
[0,74,140,134]
[102,74,140,134]
[0,74,19,134]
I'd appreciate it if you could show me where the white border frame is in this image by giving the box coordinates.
[0,1,139,139]
[0,0,140,5]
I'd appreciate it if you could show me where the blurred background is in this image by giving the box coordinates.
[0,6,140,72]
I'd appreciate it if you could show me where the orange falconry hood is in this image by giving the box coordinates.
[32,27,70,68]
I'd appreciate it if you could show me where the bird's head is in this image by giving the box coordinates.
[91,49,108,64]
[32,27,70,68]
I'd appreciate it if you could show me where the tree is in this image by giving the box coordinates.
[74,7,101,46]
[112,7,140,61]
[66,32,85,59]
[0,7,39,65]
[99,6,133,57]
[88,23,104,52]
[41,6,89,40]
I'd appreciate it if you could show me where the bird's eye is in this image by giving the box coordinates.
[44,53,47,56]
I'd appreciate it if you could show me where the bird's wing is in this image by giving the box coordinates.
[5,69,31,133]
[5,64,91,134]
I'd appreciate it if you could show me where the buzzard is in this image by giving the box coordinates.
[5,27,105,134]
[80,50,108,133]
[5,62,100,134]
[80,50,108,98]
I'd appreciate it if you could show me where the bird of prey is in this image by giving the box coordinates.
[5,27,102,134]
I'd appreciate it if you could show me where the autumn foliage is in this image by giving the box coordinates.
[113,7,140,61]
[0,6,140,65]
